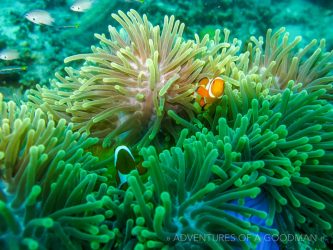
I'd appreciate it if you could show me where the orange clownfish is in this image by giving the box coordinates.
[195,77,225,109]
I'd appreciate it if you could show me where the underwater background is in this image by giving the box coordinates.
[1,0,333,249]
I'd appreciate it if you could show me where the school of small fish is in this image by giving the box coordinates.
[23,0,96,28]
[0,0,104,74]
[1,0,145,64]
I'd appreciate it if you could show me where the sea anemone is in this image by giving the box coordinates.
[225,27,333,98]
[121,128,280,250]
[28,10,239,148]
[183,81,333,248]
[0,99,113,250]
[14,9,333,250]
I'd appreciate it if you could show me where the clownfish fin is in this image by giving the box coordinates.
[117,172,128,189]
[196,86,209,98]
[199,97,206,108]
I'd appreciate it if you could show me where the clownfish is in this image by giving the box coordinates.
[114,145,136,189]
[195,77,225,109]
[114,145,146,190]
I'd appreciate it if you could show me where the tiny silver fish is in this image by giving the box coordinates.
[70,0,94,12]
[25,9,80,29]
[0,49,19,60]
[25,10,55,26]
[0,66,27,74]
